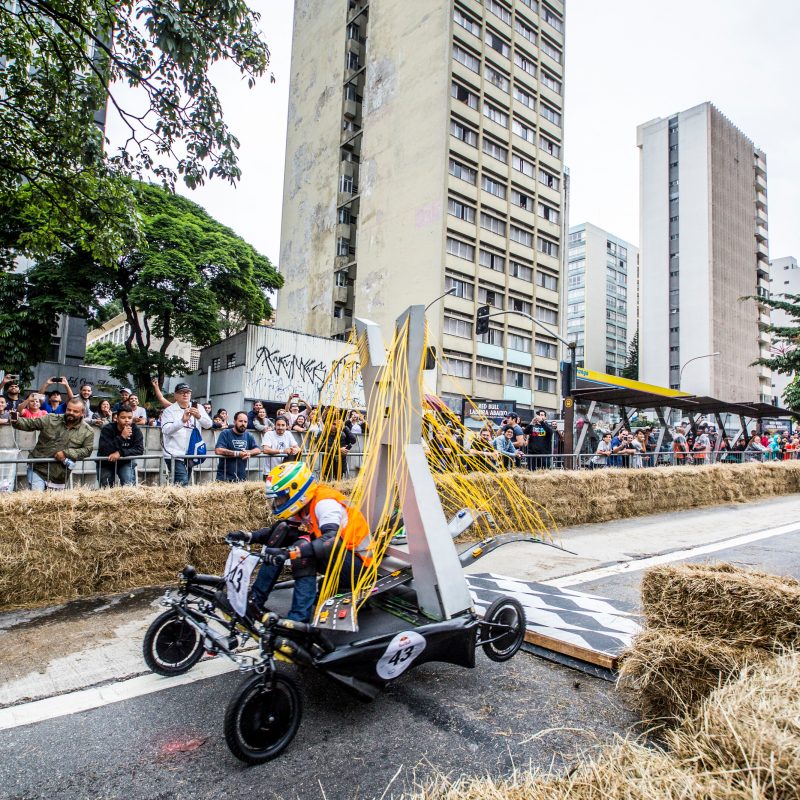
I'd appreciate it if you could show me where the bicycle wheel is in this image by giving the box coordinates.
[143,610,204,676]
[224,668,302,764]
[481,597,526,662]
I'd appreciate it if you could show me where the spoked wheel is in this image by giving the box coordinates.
[481,597,526,662]
[224,668,302,764]
[143,609,204,676]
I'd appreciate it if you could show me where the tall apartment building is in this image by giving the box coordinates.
[566,223,638,375]
[769,256,799,403]
[278,0,567,415]
[637,102,771,402]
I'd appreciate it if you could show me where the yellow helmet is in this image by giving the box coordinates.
[265,462,317,519]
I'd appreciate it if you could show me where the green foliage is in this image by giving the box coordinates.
[782,376,800,416]
[621,329,639,381]
[747,292,800,377]
[84,341,127,367]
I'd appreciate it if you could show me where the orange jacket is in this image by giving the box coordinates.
[307,485,371,556]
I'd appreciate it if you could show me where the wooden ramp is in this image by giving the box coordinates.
[466,573,641,673]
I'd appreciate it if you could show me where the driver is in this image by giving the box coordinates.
[228,461,372,623]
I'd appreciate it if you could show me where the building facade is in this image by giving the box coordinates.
[566,223,638,375]
[637,102,771,402]
[278,0,567,416]
[769,255,799,403]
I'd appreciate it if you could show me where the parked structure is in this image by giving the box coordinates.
[277,0,567,416]
[637,102,771,402]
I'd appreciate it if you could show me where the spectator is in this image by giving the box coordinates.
[97,404,144,488]
[693,427,712,465]
[0,396,8,424]
[92,399,114,426]
[768,433,782,461]
[616,430,636,468]
[12,397,94,490]
[524,409,554,470]
[214,411,261,482]
[291,414,308,433]
[493,427,519,470]
[261,415,300,474]
[160,383,212,486]
[347,410,367,436]
[128,394,148,425]
[744,432,767,462]
[631,429,647,468]
[39,376,73,414]
[202,401,213,418]
[608,429,624,468]
[216,409,229,428]
[112,387,132,413]
[281,393,310,426]
[251,406,274,433]
[19,393,48,419]
[760,431,770,448]
[590,432,613,468]
[467,428,498,472]
[503,413,526,451]
[247,401,265,430]
[77,384,93,419]
[307,408,323,435]
[317,412,356,481]
[150,379,173,410]
[1,374,22,411]
[211,414,225,429]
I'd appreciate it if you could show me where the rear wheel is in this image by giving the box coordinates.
[481,597,526,662]
[143,610,204,676]
[224,668,302,764]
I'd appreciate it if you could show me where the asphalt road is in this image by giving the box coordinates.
[2,498,800,800]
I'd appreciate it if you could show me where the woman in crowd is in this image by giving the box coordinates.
[291,414,308,433]
[743,432,767,462]
[19,393,48,419]
[92,399,114,426]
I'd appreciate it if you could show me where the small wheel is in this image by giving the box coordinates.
[224,668,302,764]
[143,610,204,676]
[481,597,526,662]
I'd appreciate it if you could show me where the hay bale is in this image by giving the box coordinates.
[618,627,770,722]
[671,652,800,800]
[641,563,800,649]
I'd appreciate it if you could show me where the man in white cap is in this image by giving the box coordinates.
[112,387,132,413]
[160,382,212,485]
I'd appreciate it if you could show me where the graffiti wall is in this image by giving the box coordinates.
[243,327,364,407]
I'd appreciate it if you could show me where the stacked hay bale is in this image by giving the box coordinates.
[619,562,800,723]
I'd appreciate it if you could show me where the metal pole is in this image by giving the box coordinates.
[678,352,720,390]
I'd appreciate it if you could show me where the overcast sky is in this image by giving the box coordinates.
[108,0,800,266]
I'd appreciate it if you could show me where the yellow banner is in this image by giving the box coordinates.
[576,368,691,398]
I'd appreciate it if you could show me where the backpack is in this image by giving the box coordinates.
[187,425,207,466]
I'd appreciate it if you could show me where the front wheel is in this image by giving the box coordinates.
[224,668,302,764]
[143,609,204,676]
[481,597,526,662]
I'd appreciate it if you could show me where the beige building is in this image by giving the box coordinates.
[637,102,771,402]
[278,0,567,415]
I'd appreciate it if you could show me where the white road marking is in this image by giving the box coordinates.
[0,657,237,731]
[546,521,800,588]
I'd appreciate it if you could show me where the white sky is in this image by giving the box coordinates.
[107,0,800,265]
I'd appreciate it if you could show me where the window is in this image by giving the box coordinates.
[335,270,348,287]
[445,272,475,299]
[506,369,531,389]
[449,158,477,185]
[537,237,559,258]
[485,64,509,92]
[337,237,350,257]
[513,84,535,109]
[538,167,560,190]
[567,288,584,302]
[451,81,478,109]
[443,315,473,338]
[442,353,472,378]
[480,210,506,235]
[515,18,537,44]
[542,5,563,32]
[512,153,534,177]
[536,270,557,291]
[448,197,476,223]
[540,102,562,127]
[454,7,481,35]
[536,305,558,324]
[226,353,237,369]
[509,260,533,281]
[508,332,531,352]
[481,174,506,198]
[485,30,510,57]
[338,207,351,224]
[212,357,221,372]
[482,136,508,163]
[453,44,480,73]
[478,284,504,308]
[513,51,536,78]
[540,37,562,63]
[519,0,538,11]
[509,295,533,315]
[483,102,508,127]
[339,174,354,193]
[486,0,511,25]
[535,340,557,359]
[347,22,361,40]
[537,202,559,224]
[346,51,360,70]
[446,237,475,263]
[478,326,503,346]
[511,188,532,210]
[512,119,535,143]
[450,118,479,147]
[510,225,532,247]
[479,248,505,272]
[344,83,361,102]
[476,360,503,383]
[539,133,561,157]
[540,70,562,94]
[536,376,557,393]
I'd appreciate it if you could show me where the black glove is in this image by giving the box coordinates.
[226,530,252,545]
[261,546,287,566]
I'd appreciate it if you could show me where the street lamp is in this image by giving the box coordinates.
[679,352,721,390]
[425,286,457,311]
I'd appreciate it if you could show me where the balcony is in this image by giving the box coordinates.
[343,98,360,120]
[755,173,767,192]
[756,191,767,209]
[755,225,768,242]
[333,285,349,305]
[756,240,769,260]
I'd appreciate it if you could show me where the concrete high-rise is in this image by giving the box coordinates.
[278,0,567,415]
[637,102,771,402]
[566,223,638,376]
[769,256,799,403]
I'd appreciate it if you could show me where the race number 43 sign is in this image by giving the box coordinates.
[376,631,427,679]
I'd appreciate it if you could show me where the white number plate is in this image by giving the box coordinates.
[376,631,426,680]
[223,547,259,617]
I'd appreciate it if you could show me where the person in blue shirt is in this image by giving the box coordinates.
[214,411,261,482]
[38,376,73,414]
[493,426,520,470]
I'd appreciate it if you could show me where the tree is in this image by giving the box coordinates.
[748,292,800,378]
[783,376,800,416]
[0,0,270,261]
[0,181,282,393]
[621,329,639,381]
[84,341,127,368]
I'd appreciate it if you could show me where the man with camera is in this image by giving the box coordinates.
[160,382,212,486]
[36,376,74,414]
[1,374,22,411]
[97,404,144,487]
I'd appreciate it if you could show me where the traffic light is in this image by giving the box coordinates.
[475,305,490,336]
